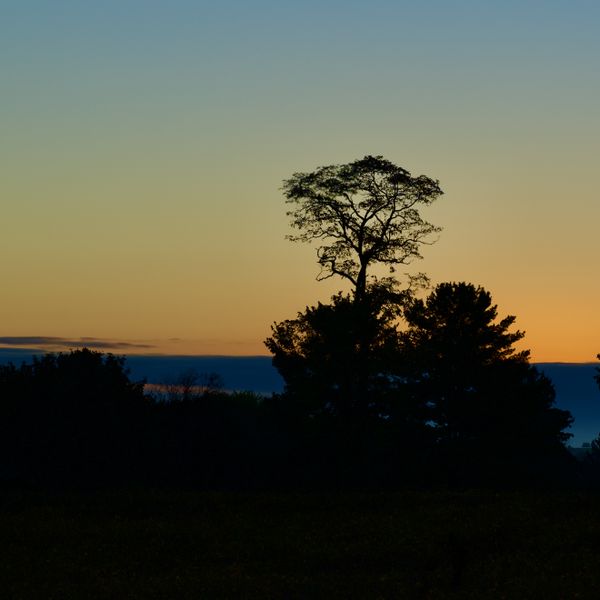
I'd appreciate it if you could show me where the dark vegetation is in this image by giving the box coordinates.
[0,155,586,491]
[1,156,598,490]
[3,156,600,595]
[4,488,600,598]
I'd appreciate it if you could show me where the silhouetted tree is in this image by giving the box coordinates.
[264,156,444,485]
[270,156,443,421]
[400,282,573,482]
[585,436,600,462]
[151,369,224,403]
[0,349,149,486]
[265,287,434,487]
[583,358,600,483]
[266,289,406,421]
[283,155,443,301]
[0,349,283,489]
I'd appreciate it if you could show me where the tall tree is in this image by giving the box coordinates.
[283,155,443,301]
[269,156,442,424]
[400,282,573,480]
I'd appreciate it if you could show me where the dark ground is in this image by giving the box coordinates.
[2,488,600,599]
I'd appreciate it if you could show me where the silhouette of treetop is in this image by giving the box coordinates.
[402,282,530,370]
[283,155,443,298]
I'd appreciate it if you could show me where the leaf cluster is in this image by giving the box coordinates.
[283,155,442,291]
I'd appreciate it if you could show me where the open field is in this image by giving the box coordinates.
[3,488,600,598]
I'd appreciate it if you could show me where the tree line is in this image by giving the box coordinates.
[0,156,598,489]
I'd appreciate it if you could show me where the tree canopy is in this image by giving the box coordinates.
[265,290,405,421]
[400,282,573,477]
[272,154,576,481]
[283,155,443,299]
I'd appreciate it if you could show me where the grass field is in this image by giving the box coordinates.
[2,488,600,598]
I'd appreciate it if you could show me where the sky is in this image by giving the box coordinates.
[1,0,599,360]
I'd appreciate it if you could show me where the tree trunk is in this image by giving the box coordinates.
[355,262,368,303]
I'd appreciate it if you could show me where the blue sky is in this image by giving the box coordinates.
[1,1,599,359]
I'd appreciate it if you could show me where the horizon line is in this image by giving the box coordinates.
[0,347,597,365]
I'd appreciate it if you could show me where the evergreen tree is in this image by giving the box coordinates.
[400,282,573,482]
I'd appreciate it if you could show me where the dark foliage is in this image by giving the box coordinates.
[0,349,148,486]
[265,289,406,421]
[0,349,281,489]
[400,282,574,483]
[264,287,434,487]
[0,336,581,490]
[283,155,442,299]
[265,281,577,487]
[0,299,582,491]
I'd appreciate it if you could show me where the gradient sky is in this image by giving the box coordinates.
[2,1,599,360]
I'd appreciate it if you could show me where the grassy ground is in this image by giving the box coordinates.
[2,488,600,598]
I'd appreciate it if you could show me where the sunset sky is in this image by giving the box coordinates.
[2,1,599,361]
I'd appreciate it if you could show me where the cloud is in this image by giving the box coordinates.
[0,337,154,351]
